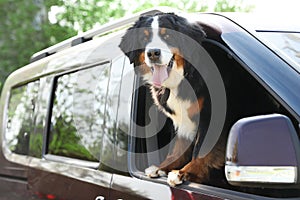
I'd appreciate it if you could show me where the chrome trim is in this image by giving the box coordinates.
[44,154,99,169]
[225,165,297,183]
[30,7,176,62]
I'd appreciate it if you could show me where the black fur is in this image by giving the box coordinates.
[119,15,153,65]
[119,13,225,184]
[119,12,282,186]
[119,13,206,65]
[152,87,175,115]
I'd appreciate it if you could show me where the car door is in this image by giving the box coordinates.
[27,61,116,200]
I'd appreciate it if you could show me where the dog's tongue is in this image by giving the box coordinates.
[152,65,168,87]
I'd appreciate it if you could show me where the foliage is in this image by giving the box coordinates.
[131,0,208,13]
[214,0,254,12]
[48,115,98,161]
[46,0,125,32]
[0,1,46,86]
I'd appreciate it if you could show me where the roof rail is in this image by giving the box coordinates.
[30,6,176,63]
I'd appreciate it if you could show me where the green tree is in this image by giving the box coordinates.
[0,1,47,86]
[214,0,254,12]
[0,0,125,90]
[132,0,208,13]
[46,0,125,32]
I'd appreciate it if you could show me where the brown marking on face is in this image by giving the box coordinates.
[144,29,150,37]
[137,52,151,75]
[139,51,145,64]
[171,48,184,69]
[137,63,151,75]
[160,28,166,35]
[174,54,184,69]
[187,97,204,119]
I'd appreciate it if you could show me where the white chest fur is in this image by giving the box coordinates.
[165,89,197,141]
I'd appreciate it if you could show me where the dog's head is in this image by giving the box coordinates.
[119,13,206,88]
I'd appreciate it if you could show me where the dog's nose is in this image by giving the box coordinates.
[147,48,161,61]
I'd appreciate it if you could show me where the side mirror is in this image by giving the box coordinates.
[225,114,300,188]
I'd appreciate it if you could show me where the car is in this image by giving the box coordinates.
[1,7,300,200]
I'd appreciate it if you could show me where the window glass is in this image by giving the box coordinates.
[29,77,52,157]
[114,57,134,173]
[47,63,110,162]
[6,81,39,155]
[258,32,300,73]
[99,57,123,170]
[100,56,134,174]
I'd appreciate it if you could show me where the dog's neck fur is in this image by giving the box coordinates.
[151,84,198,142]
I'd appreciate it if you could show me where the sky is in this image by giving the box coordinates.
[252,0,300,13]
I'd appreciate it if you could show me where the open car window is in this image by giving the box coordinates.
[128,39,300,198]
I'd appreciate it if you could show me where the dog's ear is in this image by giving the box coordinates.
[184,22,206,43]
[176,17,206,60]
[119,15,152,64]
[119,28,139,64]
[171,14,206,43]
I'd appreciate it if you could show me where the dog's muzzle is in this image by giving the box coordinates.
[151,56,174,87]
[147,48,161,62]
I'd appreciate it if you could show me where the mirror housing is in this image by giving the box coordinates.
[225,114,300,188]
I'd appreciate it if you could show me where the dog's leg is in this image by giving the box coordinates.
[167,157,210,186]
[167,139,225,186]
[145,137,193,178]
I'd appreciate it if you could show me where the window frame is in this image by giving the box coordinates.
[43,60,111,169]
[127,39,300,199]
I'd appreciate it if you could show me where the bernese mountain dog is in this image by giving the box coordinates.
[119,12,225,186]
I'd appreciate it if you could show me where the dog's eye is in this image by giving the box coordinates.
[160,28,170,40]
[164,34,170,40]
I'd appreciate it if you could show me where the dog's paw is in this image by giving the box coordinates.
[145,165,166,178]
[167,170,183,187]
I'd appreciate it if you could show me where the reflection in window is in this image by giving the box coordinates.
[29,77,52,157]
[6,81,39,155]
[100,57,123,170]
[258,32,300,73]
[100,56,133,173]
[113,57,134,173]
[48,63,110,162]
